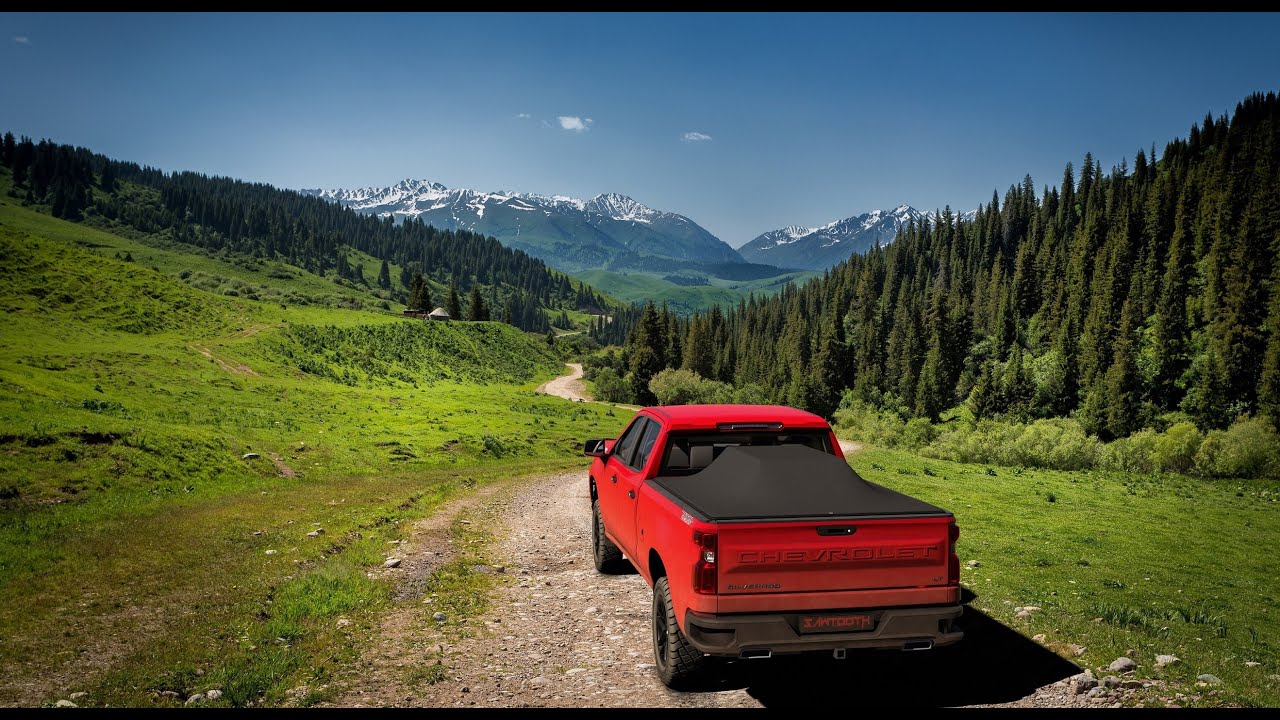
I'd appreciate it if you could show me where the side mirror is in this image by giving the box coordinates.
[583,438,612,458]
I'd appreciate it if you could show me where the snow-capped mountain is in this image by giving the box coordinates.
[738,205,932,271]
[302,180,743,272]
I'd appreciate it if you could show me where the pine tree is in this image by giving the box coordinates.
[1102,300,1141,439]
[1190,349,1232,431]
[967,362,998,421]
[628,303,665,405]
[378,259,391,290]
[811,311,851,419]
[446,284,462,319]
[467,285,487,321]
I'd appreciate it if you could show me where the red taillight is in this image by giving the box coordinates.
[947,520,961,585]
[693,531,717,594]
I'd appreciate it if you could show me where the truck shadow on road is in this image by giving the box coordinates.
[694,602,1081,707]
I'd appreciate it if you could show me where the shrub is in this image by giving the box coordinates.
[592,367,631,404]
[899,417,939,450]
[833,401,908,448]
[647,368,732,405]
[1151,422,1202,474]
[1194,417,1280,478]
[1098,429,1158,474]
[1006,418,1099,470]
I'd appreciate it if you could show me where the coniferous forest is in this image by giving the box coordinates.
[595,92,1279,440]
[0,134,611,333]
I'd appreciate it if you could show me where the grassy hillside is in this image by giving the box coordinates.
[857,446,1280,707]
[0,200,632,706]
[574,267,816,313]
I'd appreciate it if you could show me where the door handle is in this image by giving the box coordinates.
[610,475,617,484]
[627,490,636,499]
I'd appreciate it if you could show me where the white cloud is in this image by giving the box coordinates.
[682,131,712,142]
[13,36,30,45]
[516,112,531,119]
[558,116,593,132]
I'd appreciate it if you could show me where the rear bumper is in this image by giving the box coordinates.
[682,605,963,656]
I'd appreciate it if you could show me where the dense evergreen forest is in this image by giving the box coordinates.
[596,91,1279,438]
[0,134,611,333]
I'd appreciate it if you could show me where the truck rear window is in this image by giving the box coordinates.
[659,430,833,476]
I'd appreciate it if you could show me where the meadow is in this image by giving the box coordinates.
[852,445,1280,707]
[0,199,631,706]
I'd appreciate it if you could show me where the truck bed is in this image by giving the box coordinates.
[648,445,950,522]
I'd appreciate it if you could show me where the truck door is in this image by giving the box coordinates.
[612,418,662,557]
[599,416,649,550]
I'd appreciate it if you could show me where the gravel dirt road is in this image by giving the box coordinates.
[319,369,1132,708]
[323,468,1127,708]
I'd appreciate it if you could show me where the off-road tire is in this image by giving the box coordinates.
[652,576,707,689]
[592,499,627,573]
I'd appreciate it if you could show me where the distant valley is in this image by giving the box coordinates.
[303,179,936,308]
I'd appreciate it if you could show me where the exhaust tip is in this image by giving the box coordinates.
[903,640,934,651]
[739,648,772,659]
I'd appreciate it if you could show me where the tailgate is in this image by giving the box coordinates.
[717,517,952,594]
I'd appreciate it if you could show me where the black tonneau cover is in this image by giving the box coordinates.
[649,445,951,522]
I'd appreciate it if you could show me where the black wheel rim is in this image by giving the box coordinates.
[654,595,669,667]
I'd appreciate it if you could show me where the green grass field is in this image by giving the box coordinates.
[573,268,816,313]
[850,445,1280,707]
[0,198,632,706]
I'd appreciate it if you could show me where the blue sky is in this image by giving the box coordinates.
[3,12,1278,246]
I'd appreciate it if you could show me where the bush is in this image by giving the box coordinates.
[1006,418,1099,470]
[647,368,731,405]
[1151,422,1202,474]
[731,383,770,404]
[1098,429,1158,474]
[1194,417,1280,478]
[833,401,909,448]
[592,367,631,404]
[922,421,1023,465]
[899,417,939,450]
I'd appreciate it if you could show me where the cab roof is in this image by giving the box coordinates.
[642,404,831,432]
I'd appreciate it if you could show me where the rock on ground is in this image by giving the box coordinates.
[1109,657,1137,672]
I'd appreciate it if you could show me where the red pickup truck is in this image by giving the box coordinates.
[583,404,963,688]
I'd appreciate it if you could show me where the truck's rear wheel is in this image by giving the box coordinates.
[592,499,627,573]
[652,576,706,689]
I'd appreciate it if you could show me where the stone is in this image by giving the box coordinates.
[55,700,78,708]
[1109,657,1137,672]
[1244,661,1261,668]
[585,607,600,614]
[264,549,277,555]
[635,663,656,671]
[242,452,260,460]
[336,618,352,628]
[383,558,402,568]
[68,692,87,700]
[1086,687,1108,699]
[1032,634,1047,643]
[493,565,506,573]
[1121,680,1144,689]
[1072,674,1098,694]
[433,612,447,622]
[157,691,180,699]
[1068,644,1087,657]
[1197,674,1222,685]
[1155,654,1180,668]
[966,559,981,568]
[565,668,588,676]
[1102,676,1121,688]
[205,690,223,701]
[185,693,206,705]
[1022,606,1042,612]
[307,529,324,537]
[1016,610,1032,619]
